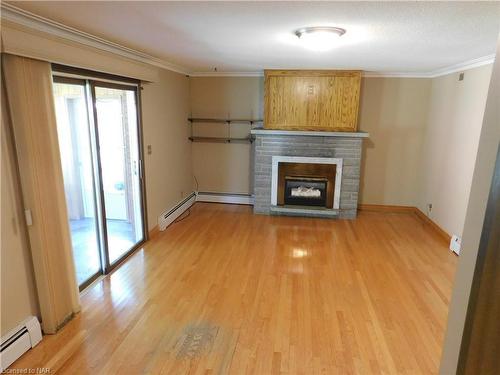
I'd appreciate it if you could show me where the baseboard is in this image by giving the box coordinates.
[158,192,196,231]
[196,192,254,205]
[148,225,159,239]
[413,208,452,244]
[1,316,42,371]
[358,204,451,244]
[358,204,416,213]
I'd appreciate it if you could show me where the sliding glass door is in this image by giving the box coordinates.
[53,75,146,289]
[92,83,144,265]
[54,79,102,287]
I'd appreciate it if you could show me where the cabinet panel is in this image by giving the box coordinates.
[264,70,361,131]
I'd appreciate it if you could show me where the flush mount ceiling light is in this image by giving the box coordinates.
[295,26,346,51]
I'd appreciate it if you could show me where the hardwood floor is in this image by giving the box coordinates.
[12,203,457,374]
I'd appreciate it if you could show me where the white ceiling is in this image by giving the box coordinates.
[7,1,500,75]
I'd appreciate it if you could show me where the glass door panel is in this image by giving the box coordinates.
[53,80,102,286]
[93,84,144,265]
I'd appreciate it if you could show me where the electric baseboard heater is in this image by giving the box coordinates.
[0,316,42,371]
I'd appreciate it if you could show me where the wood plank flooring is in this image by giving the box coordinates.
[11,203,457,374]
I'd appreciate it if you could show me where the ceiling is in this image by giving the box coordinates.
[6,1,500,75]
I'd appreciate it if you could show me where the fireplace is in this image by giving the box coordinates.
[284,177,327,207]
[275,159,339,209]
[253,131,367,218]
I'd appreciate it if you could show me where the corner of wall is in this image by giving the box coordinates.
[417,63,494,238]
[439,34,500,375]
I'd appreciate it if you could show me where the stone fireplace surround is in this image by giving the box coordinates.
[251,129,369,219]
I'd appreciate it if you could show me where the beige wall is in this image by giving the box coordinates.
[189,77,263,119]
[189,77,263,194]
[1,81,40,336]
[440,38,499,375]
[358,77,431,206]
[418,65,493,238]
[188,76,432,204]
[142,69,194,230]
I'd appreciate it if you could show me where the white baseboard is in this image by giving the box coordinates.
[196,192,254,205]
[1,316,42,371]
[158,192,196,231]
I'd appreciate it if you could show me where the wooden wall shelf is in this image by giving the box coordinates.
[188,118,263,125]
[188,136,253,144]
[188,118,261,144]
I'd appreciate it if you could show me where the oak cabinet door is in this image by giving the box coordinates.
[332,75,361,131]
[264,70,361,132]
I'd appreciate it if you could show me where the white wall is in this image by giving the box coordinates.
[440,37,499,375]
[419,65,493,238]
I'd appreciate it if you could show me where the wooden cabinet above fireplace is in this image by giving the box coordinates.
[264,70,362,132]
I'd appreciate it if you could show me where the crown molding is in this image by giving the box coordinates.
[191,55,495,78]
[190,58,495,78]
[427,54,496,78]
[189,71,264,77]
[190,71,428,78]
[363,71,433,78]
[192,71,434,78]
[0,3,190,75]
[364,55,495,78]
[2,3,495,79]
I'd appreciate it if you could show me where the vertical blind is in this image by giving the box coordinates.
[2,54,80,334]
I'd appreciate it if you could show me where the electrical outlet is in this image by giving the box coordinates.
[428,203,433,212]
[147,144,152,155]
[450,235,461,255]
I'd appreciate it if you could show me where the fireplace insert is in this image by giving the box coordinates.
[284,176,327,207]
[277,162,336,208]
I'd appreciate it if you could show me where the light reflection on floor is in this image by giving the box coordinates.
[109,249,145,305]
[292,248,309,258]
[70,218,136,284]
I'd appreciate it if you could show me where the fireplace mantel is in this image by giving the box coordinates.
[251,129,369,138]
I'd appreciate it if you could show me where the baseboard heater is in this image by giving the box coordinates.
[158,192,197,231]
[0,316,42,371]
[196,192,254,205]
